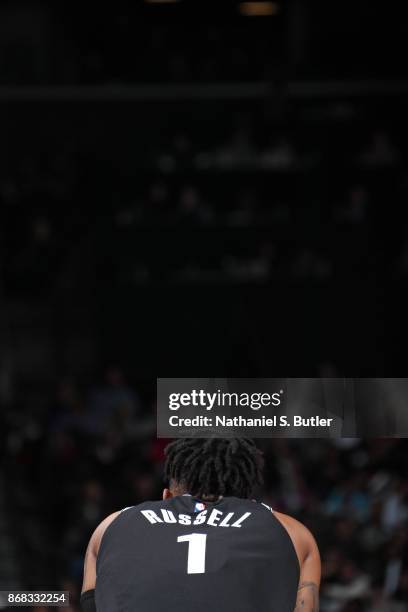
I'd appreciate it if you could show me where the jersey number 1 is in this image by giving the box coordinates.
[177,533,207,574]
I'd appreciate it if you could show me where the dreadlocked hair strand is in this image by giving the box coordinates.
[163,438,264,499]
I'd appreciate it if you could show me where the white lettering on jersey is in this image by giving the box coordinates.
[139,508,252,528]
[140,510,163,524]
[193,510,208,525]
[161,509,177,523]
[207,509,223,526]
[231,512,252,528]
[178,514,192,525]
[219,512,234,527]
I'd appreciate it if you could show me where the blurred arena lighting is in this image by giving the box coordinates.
[239,1,279,16]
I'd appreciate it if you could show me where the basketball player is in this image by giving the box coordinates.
[81,438,320,611]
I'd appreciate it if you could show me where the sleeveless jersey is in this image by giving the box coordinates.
[95,495,300,611]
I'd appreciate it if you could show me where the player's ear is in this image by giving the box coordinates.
[163,488,173,500]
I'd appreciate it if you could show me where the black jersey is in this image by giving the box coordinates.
[95,495,300,612]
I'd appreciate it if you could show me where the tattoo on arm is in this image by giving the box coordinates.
[294,581,319,612]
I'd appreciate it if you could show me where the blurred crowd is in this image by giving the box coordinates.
[0,369,407,611]
[1,98,408,295]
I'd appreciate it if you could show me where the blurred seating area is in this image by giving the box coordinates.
[1,97,407,296]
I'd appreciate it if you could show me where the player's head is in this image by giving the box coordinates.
[163,438,264,501]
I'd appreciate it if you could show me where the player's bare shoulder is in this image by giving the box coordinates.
[82,511,122,593]
[92,511,122,551]
[273,512,319,565]
[273,511,321,611]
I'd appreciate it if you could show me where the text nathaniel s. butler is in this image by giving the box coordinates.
[169,415,334,428]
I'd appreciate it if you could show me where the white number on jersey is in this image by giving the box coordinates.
[177,533,207,574]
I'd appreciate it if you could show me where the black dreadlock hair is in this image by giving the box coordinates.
[163,438,264,500]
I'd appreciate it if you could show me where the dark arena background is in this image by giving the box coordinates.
[0,1,408,611]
